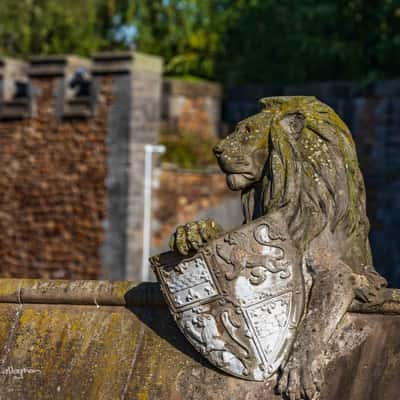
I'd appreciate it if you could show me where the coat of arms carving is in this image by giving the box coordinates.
[151,212,307,381]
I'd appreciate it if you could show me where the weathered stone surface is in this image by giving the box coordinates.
[0,279,398,400]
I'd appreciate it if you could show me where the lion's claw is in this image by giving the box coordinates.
[276,355,323,400]
[169,218,224,255]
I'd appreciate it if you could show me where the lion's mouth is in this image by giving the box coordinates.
[221,168,254,181]
[217,162,253,176]
[234,172,254,180]
[215,157,258,189]
[226,173,256,190]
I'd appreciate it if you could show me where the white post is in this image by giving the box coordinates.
[142,144,166,281]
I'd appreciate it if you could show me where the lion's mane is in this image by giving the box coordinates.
[241,96,370,267]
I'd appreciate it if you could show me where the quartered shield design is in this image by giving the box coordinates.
[150,215,306,381]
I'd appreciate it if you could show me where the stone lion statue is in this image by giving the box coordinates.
[168,96,399,399]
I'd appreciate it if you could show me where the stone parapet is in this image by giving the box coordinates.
[0,278,398,400]
[28,55,95,118]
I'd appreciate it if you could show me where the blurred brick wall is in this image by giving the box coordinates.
[0,76,111,279]
[162,78,222,139]
[0,52,163,281]
[152,165,242,255]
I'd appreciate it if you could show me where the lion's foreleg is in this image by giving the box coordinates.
[298,259,354,346]
[277,259,354,399]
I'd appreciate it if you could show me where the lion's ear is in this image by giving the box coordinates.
[280,112,305,139]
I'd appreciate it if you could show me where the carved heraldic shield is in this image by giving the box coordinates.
[151,214,306,381]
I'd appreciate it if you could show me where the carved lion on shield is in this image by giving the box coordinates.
[168,96,398,399]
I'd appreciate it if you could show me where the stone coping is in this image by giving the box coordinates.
[92,51,162,75]
[28,55,91,77]
[1,51,163,78]
[0,279,164,307]
[0,277,398,314]
[132,52,163,74]
[25,52,162,77]
[92,52,134,62]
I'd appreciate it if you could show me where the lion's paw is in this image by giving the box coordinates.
[169,218,224,255]
[276,354,324,400]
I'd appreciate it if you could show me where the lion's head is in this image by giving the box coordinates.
[214,96,370,266]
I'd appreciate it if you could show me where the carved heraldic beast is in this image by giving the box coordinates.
[151,96,398,400]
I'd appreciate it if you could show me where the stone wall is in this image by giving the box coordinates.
[162,78,222,138]
[224,81,400,287]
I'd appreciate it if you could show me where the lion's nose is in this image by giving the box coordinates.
[213,144,223,157]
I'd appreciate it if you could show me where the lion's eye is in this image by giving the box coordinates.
[245,125,252,133]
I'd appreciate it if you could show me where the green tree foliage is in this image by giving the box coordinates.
[217,0,400,84]
[0,0,399,83]
[0,0,133,57]
[160,132,218,169]
[130,0,228,79]
[131,0,400,83]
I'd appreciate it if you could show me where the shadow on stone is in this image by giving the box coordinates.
[124,282,224,374]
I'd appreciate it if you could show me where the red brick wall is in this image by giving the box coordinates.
[0,77,111,278]
[177,97,213,139]
[153,167,236,249]
[162,79,222,139]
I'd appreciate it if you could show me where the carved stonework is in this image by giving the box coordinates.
[151,96,400,399]
[152,212,306,381]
